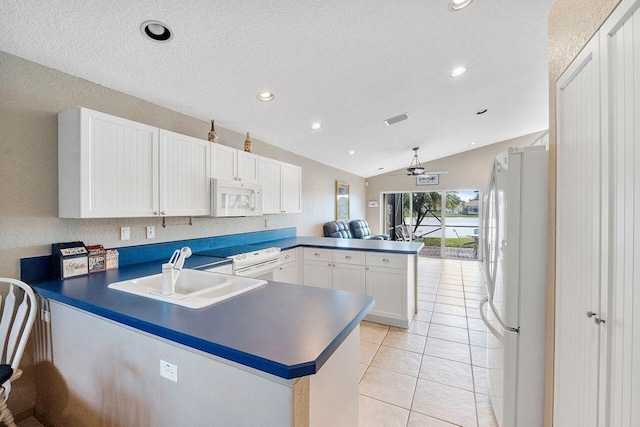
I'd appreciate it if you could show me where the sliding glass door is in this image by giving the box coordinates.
[383,189,480,260]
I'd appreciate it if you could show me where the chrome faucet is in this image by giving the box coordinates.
[161,247,192,295]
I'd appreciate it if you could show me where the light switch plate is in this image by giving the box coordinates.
[146,226,155,239]
[120,227,131,241]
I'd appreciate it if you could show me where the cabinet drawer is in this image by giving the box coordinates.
[333,250,365,265]
[303,248,332,262]
[279,249,296,263]
[366,252,406,269]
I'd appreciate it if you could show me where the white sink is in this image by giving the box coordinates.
[108,269,266,309]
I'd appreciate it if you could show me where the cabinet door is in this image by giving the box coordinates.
[302,260,332,289]
[366,266,406,320]
[259,158,282,214]
[59,107,159,218]
[159,130,210,216]
[281,163,302,213]
[333,263,365,294]
[274,261,299,284]
[211,143,237,181]
[554,33,602,427]
[237,151,260,183]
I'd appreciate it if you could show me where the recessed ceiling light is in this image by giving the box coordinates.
[257,92,275,102]
[140,21,172,42]
[450,66,468,77]
[310,123,322,130]
[348,150,356,155]
[476,109,488,115]
[469,141,478,145]
[449,0,475,11]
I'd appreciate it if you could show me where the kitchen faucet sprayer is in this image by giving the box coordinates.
[161,247,192,295]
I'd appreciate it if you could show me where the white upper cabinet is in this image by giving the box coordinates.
[259,157,302,214]
[58,107,160,218]
[59,107,212,218]
[159,129,211,217]
[211,144,259,183]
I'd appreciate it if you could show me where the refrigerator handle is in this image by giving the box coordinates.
[480,296,504,344]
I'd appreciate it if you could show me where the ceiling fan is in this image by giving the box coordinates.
[391,147,448,176]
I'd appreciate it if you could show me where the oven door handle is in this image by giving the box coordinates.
[234,259,280,277]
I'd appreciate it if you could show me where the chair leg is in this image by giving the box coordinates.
[0,399,16,427]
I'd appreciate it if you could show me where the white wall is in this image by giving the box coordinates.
[364,130,547,234]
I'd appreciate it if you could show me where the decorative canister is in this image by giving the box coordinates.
[244,132,252,152]
[87,244,107,273]
[106,249,119,270]
[208,119,219,143]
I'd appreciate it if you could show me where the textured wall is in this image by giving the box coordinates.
[546,0,620,425]
[364,131,547,235]
[0,50,365,416]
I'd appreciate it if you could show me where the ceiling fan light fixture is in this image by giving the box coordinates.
[449,0,475,11]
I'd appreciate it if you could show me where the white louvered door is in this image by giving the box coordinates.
[159,130,211,216]
[601,1,640,425]
[555,34,603,427]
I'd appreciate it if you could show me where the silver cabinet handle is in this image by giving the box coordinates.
[160,211,167,215]
[315,253,320,256]
[366,267,369,270]
[153,211,158,215]
[346,255,352,260]
[279,267,282,270]
[586,310,596,318]
[383,258,390,262]
[285,255,290,259]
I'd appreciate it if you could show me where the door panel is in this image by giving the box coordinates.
[554,34,601,427]
[603,5,640,426]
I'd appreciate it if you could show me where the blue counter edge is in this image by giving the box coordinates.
[33,284,374,380]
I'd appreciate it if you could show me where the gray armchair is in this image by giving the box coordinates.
[349,220,389,240]
[323,221,352,238]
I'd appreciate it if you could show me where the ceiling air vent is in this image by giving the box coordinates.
[384,113,409,126]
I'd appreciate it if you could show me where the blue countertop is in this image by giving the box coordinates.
[27,234,421,380]
[30,254,374,379]
[196,236,424,258]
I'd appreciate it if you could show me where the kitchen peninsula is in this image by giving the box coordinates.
[24,228,422,426]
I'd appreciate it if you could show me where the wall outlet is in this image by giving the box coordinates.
[41,309,50,323]
[264,218,270,228]
[120,226,131,241]
[160,360,178,382]
[146,226,155,239]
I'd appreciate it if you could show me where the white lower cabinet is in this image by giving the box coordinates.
[365,266,406,321]
[332,263,366,294]
[301,248,415,327]
[273,249,301,285]
[302,260,333,289]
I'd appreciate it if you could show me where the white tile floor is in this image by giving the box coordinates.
[359,257,498,427]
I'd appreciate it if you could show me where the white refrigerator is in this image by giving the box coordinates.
[480,146,548,427]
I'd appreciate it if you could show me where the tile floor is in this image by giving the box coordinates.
[358,257,497,427]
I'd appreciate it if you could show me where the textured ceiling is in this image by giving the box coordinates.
[0,0,552,178]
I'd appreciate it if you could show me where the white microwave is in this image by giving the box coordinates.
[211,179,263,217]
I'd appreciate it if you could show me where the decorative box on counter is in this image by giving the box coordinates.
[106,249,119,270]
[51,242,89,279]
[87,245,106,273]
